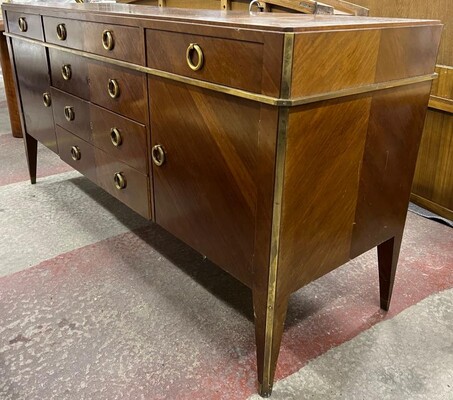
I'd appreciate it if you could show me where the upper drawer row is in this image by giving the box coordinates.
[7,11,144,65]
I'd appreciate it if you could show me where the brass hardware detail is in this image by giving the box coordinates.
[18,17,27,32]
[108,79,120,99]
[42,92,52,107]
[102,30,114,51]
[61,64,72,81]
[152,144,165,166]
[114,172,126,190]
[64,106,75,121]
[70,145,81,161]
[186,43,204,71]
[110,127,122,147]
[56,23,67,40]
[4,34,440,108]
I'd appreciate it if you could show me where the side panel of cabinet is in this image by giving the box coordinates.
[149,77,262,287]
[11,38,56,152]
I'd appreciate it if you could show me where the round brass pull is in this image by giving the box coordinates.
[102,30,114,51]
[56,23,67,40]
[114,172,126,190]
[18,17,27,32]
[70,146,81,161]
[61,64,72,81]
[64,106,75,122]
[110,127,122,147]
[186,43,204,71]
[152,144,166,167]
[42,92,51,107]
[108,79,120,99]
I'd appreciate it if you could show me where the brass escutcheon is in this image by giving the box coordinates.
[56,23,67,40]
[108,79,120,99]
[186,43,204,71]
[110,127,122,147]
[114,172,126,190]
[18,17,27,32]
[70,145,81,161]
[151,144,166,166]
[61,64,72,81]
[64,106,75,121]
[42,92,51,107]
[102,30,114,51]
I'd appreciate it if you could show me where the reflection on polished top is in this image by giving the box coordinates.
[3,0,438,31]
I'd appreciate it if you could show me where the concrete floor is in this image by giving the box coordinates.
[0,71,452,400]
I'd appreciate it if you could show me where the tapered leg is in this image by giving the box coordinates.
[23,133,37,184]
[377,233,403,311]
[253,288,289,397]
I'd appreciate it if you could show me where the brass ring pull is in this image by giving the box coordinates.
[18,17,28,32]
[114,172,126,190]
[186,43,204,71]
[151,144,166,166]
[70,146,81,161]
[108,79,120,99]
[61,64,72,81]
[42,92,51,107]
[64,106,75,122]
[110,127,122,147]
[56,23,67,40]
[102,30,114,51]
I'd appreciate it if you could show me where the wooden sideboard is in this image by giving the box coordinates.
[2,2,442,396]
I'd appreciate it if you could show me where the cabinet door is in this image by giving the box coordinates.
[149,77,262,287]
[12,39,56,152]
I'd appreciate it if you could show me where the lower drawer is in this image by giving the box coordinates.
[56,125,96,183]
[95,149,150,219]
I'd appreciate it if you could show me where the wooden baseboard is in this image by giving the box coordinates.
[410,193,453,221]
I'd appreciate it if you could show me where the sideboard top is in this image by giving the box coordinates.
[2,2,441,32]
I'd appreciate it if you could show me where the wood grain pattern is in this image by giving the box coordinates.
[95,147,150,219]
[351,0,452,66]
[149,76,261,287]
[43,16,145,65]
[351,82,433,257]
[291,29,380,97]
[6,11,43,41]
[56,125,97,183]
[51,88,91,142]
[11,38,57,152]
[0,20,22,137]
[411,108,453,220]
[278,96,371,294]
[146,29,265,95]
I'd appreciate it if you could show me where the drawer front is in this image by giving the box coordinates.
[95,149,150,219]
[7,11,43,41]
[56,125,96,183]
[49,48,90,100]
[146,30,263,94]
[90,103,148,174]
[89,62,147,123]
[43,17,144,65]
[51,88,91,142]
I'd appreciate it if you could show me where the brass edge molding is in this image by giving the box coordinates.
[5,33,437,107]
[261,32,294,395]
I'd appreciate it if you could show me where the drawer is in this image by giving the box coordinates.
[51,88,91,142]
[90,103,148,174]
[146,30,263,94]
[43,17,145,65]
[88,62,147,123]
[7,11,43,41]
[56,125,96,183]
[95,149,150,219]
[49,48,90,100]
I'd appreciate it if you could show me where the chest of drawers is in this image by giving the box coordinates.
[2,2,442,396]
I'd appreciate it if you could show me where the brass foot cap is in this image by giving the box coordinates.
[258,383,273,398]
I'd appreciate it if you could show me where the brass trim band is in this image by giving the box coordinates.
[5,33,437,107]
